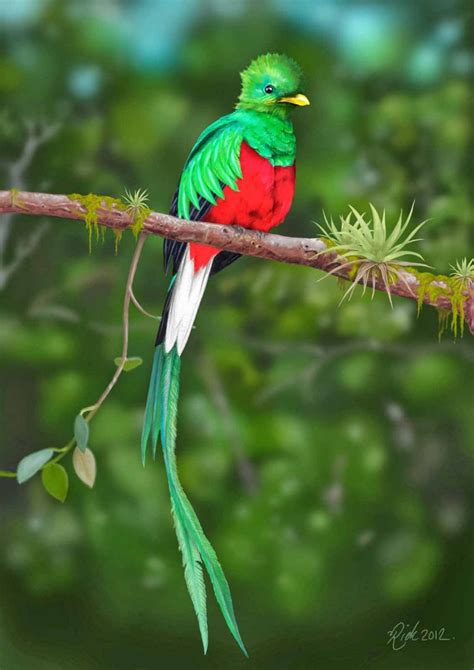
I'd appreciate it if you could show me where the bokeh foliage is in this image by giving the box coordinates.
[0,1,473,668]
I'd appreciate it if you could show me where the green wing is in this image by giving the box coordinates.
[177,113,244,220]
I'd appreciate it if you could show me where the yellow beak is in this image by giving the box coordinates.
[278,93,310,106]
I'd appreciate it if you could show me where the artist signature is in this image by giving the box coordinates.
[387,621,454,651]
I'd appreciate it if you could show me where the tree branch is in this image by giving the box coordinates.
[0,189,472,334]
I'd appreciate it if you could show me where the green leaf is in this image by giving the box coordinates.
[114,356,143,371]
[17,449,54,484]
[41,463,69,502]
[74,414,89,452]
[72,447,96,488]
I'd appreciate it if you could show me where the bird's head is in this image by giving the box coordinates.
[236,53,309,117]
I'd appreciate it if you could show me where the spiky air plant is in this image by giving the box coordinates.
[123,187,150,216]
[123,187,151,236]
[449,257,474,289]
[316,203,429,306]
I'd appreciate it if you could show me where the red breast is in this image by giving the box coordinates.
[190,141,296,270]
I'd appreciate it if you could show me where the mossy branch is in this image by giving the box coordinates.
[0,189,472,334]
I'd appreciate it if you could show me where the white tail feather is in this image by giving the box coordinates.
[164,246,213,355]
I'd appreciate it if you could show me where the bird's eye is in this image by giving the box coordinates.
[264,84,274,94]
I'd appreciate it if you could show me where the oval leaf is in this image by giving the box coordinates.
[74,414,89,453]
[114,356,143,372]
[72,447,96,488]
[42,463,69,503]
[17,448,54,484]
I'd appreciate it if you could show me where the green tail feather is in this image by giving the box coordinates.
[173,501,208,652]
[141,345,248,656]
[141,346,162,464]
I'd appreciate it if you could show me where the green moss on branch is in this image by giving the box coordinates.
[69,193,126,251]
[410,269,468,338]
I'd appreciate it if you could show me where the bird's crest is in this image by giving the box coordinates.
[237,53,306,113]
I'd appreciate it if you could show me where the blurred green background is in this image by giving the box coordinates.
[0,1,473,668]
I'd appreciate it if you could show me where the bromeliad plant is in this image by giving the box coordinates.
[317,203,429,305]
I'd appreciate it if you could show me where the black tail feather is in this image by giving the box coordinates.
[155,286,174,346]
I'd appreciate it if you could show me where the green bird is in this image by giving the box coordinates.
[141,53,309,655]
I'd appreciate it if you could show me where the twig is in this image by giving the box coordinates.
[0,220,49,290]
[250,337,474,402]
[243,335,474,362]
[198,352,259,495]
[0,122,60,290]
[82,233,147,422]
[0,190,472,333]
[0,229,146,479]
[255,359,324,404]
[5,120,61,188]
[129,285,160,320]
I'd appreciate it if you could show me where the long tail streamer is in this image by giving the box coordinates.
[141,344,247,656]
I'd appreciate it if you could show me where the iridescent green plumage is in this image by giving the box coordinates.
[177,115,242,219]
[176,53,305,220]
[141,53,307,656]
[237,53,304,113]
[177,110,297,219]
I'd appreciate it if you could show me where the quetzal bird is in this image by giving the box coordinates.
[141,53,309,655]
